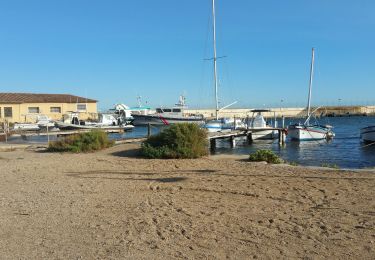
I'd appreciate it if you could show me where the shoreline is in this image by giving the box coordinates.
[1,141,375,172]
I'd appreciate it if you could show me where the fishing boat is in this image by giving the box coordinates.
[245,109,277,140]
[203,0,238,132]
[360,126,375,143]
[287,48,335,141]
[131,95,204,126]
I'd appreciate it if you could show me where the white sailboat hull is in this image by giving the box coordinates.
[288,125,334,141]
[361,126,375,143]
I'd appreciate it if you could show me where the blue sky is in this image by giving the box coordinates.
[0,0,374,110]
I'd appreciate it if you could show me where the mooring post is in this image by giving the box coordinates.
[147,123,151,137]
[47,124,50,144]
[247,132,253,144]
[210,138,216,152]
[4,121,7,143]
[282,130,286,145]
[230,136,236,148]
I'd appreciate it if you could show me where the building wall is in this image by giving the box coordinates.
[0,102,97,123]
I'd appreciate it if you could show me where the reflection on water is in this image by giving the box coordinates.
[2,117,375,169]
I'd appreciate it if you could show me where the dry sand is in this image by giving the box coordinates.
[0,143,374,259]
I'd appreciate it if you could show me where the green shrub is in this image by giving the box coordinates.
[141,123,208,159]
[48,130,114,153]
[249,149,283,164]
[321,163,339,169]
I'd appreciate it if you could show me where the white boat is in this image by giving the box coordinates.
[204,118,245,133]
[37,115,56,130]
[13,123,40,131]
[360,126,375,143]
[56,112,134,131]
[132,95,204,126]
[246,109,277,140]
[203,0,238,132]
[13,114,55,131]
[287,48,335,141]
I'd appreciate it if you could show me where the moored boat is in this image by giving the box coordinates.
[245,109,277,140]
[132,95,204,126]
[360,125,375,143]
[287,48,335,141]
[56,112,134,131]
[288,124,334,141]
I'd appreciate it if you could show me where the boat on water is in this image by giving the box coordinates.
[13,114,55,131]
[55,112,134,131]
[131,95,204,126]
[204,118,246,133]
[360,126,375,143]
[287,48,335,141]
[245,109,277,140]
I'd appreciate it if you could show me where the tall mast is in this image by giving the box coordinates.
[306,47,315,123]
[212,0,219,120]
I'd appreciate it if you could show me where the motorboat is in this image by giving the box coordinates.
[360,126,375,143]
[204,118,246,133]
[132,95,204,126]
[13,114,55,131]
[245,109,277,140]
[55,112,134,131]
[287,48,335,141]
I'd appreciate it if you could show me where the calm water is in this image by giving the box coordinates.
[4,116,375,169]
[213,116,375,169]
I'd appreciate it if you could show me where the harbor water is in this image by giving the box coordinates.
[3,116,375,169]
[213,116,375,169]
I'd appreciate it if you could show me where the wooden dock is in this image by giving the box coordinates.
[208,128,287,151]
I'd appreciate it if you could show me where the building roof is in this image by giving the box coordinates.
[0,93,97,104]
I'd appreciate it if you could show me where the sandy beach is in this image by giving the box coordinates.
[0,143,374,259]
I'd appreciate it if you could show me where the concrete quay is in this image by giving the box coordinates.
[186,105,375,119]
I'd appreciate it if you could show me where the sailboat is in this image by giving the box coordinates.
[203,0,239,132]
[287,48,335,141]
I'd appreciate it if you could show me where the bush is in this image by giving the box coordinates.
[249,149,283,164]
[321,163,339,169]
[48,130,114,153]
[141,123,208,159]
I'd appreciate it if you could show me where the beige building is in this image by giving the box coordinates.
[0,93,98,123]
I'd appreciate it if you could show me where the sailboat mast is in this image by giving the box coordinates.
[212,0,219,120]
[306,47,315,122]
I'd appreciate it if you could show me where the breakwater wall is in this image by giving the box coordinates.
[186,106,375,119]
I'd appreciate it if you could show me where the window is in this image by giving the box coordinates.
[50,107,61,113]
[0,107,2,118]
[28,107,40,113]
[162,109,172,112]
[77,104,87,111]
[4,107,12,117]
[172,109,181,112]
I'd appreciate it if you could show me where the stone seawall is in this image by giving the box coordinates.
[186,106,375,119]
